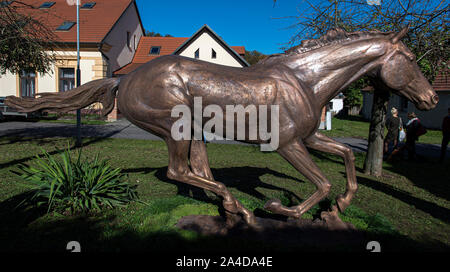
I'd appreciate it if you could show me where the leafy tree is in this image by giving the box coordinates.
[279,0,449,176]
[0,0,56,74]
[244,50,267,66]
[343,78,366,108]
[145,30,173,37]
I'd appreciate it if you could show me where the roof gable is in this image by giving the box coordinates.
[114,26,248,75]
[173,25,249,67]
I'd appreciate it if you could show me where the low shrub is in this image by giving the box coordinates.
[16,147,138,214]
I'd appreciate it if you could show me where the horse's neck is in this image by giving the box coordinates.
[284,39,388,108]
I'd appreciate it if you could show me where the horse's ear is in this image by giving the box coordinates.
[391,24,410,44]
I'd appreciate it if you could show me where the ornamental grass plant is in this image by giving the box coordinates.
[15,146,138,214]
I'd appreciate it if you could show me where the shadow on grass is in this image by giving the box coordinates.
[0,192,447,252]
[0,137,101,170]
[286,146,449,224]
[123,166,305,221]
[310,143,449,213]
[0,172,448,252]
[382,158,450,203]
[354,175,450,224]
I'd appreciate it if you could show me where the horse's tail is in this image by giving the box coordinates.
[4,77,120,116]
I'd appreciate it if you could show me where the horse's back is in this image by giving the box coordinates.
[119,55,280,109]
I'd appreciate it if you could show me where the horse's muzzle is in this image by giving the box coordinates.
[432,95,439,105]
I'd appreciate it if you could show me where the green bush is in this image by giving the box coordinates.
[16,147,138,214]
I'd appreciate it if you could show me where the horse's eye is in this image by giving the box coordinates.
[406,53,415,62]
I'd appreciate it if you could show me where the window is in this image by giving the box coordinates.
[211,49,216,59]
[39,2,55,9]
[149,46,160,55]
[20,71,36,97]
[56,21,75,31]
[127,31,131,48]
[134,35,137,50]
[59,68,75,92]
[194,48,199,59]
[81,2,96,9]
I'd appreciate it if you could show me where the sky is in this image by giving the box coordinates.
[134,0,304,55]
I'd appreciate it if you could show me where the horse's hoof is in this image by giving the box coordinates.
[320,204,339,220]
[336,194,350,212]
[320,205,352,231]
[225,212,241,228]
[264,198,282,212]
[223,200,239,214]
[244,213,258,227]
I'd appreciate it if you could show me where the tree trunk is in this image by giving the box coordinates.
[364,81,390,177]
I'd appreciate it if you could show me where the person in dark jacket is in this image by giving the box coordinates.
[405,112,421,161]
[384,107,401,156]
[439,108,450,163]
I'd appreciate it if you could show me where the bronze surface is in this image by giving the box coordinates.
[6,27,437,226]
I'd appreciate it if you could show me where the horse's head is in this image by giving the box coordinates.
[379,26,438,110]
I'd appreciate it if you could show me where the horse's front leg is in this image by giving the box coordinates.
[303,132,358,212]
[264,138,332,218]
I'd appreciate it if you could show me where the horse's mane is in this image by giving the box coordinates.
[260,28,395,63]
[286,28,395,54]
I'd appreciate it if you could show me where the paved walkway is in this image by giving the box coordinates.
[0,119,448,158]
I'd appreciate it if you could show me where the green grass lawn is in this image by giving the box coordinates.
[0,137,448,252]
[322,116,444,145]
[36,113,108,125]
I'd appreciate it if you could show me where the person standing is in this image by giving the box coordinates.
[384,107,401,155]
[405,112,420,161]
[439,108,450,163]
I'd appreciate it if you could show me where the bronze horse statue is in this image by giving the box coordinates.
[6,27,438,226]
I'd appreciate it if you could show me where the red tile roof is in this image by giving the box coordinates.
[13,0,135,43]
[231,46,246,56]
[432,68,449,91]
[132,37,189,64]
[114,36,246,75]
[112,63,143,75]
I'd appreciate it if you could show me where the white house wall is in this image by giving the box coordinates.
[0,71,16,97]
[38,71,55,93]
[0,51,104,96]
[103,1,143,74]
[330,98,344,115]
[41,51,99,93]
[178,32,243,68]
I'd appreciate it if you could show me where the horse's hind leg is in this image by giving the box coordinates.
[264,138,331,218]
[167,138,256,226]
[189,140,244,224]
[189,140,214,180]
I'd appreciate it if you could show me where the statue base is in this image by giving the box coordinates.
[176,209,364,249]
